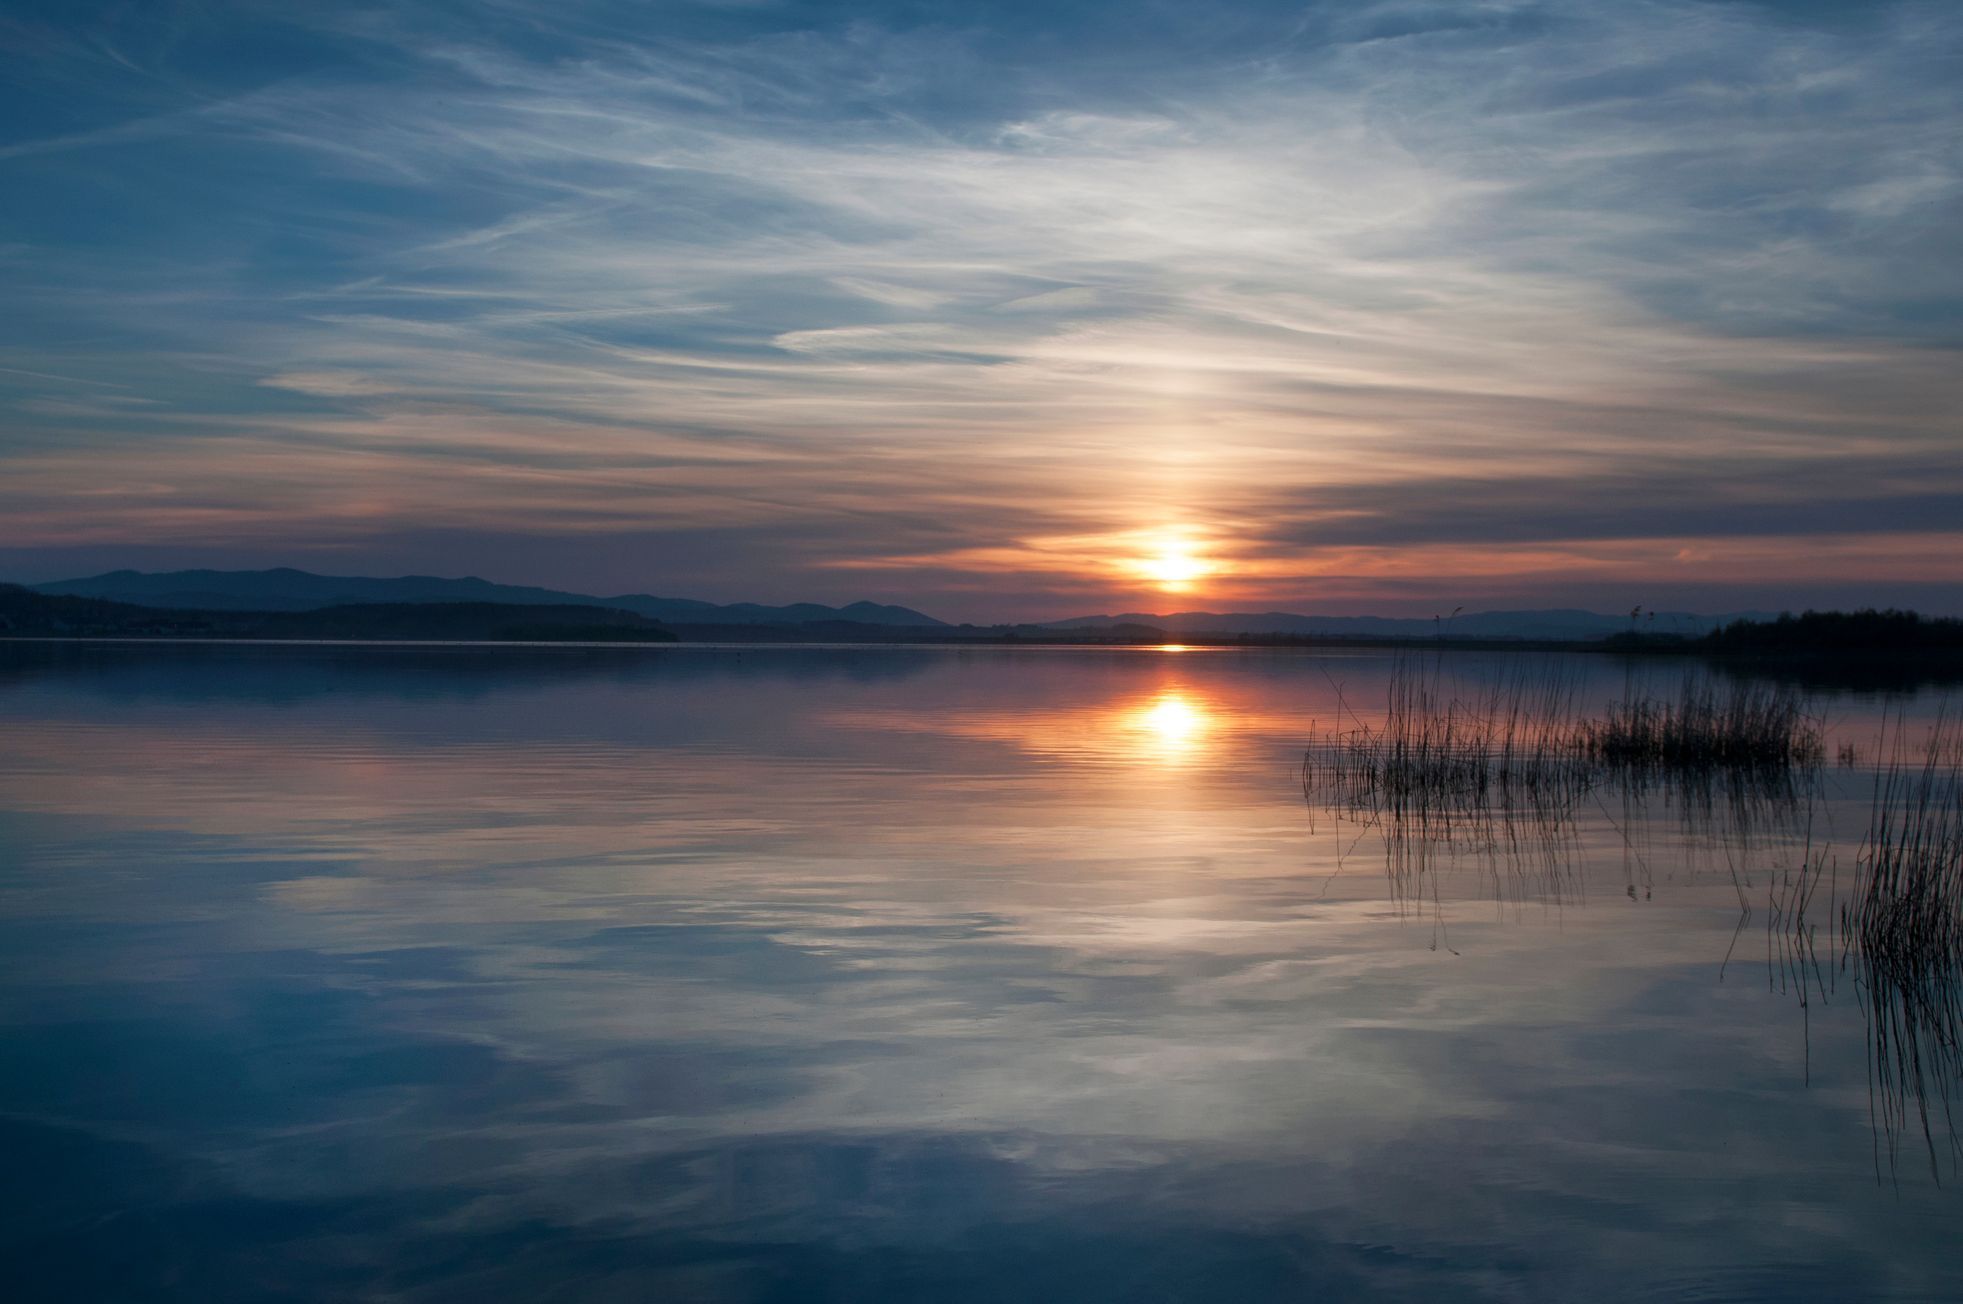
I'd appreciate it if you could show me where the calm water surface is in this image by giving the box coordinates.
[0,642,1957,1301]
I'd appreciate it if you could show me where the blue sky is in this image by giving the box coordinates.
[2,0,1960,617]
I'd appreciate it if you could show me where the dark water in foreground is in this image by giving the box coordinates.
[0,641,1958,1302]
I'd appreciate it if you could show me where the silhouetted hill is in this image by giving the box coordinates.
[1699,609,1963,653]
[1044,608,1767,641]
[1600,609,1963,658]
[256,603,678,643]
[31,568,947,628]
[1592,609,1963,690]
[0,585,675,643]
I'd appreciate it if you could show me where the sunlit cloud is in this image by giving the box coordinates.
[1,1,1960,614]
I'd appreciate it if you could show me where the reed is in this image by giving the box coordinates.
[1306,661,1823,826]
[1850,714,1963,1179]
[1306,663,1963,1177]
[1579,679,1823,770]
[1305,659,1829,944]
[1306,658,1590,817]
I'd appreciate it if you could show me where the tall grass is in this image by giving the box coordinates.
[1302,659,1598,939]
[1303,659,1824,930]
[1305,660,1823,828]
[1309,661,1583,812]
[1578,679,1823,770]
[1852,714,1963,1179]
[1305,663,1963,1178]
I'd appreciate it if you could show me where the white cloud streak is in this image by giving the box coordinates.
[1,0,1959,613]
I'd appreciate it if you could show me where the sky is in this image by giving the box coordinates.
[1,0,1960,621]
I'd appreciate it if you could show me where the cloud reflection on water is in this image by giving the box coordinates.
[0,645,1958,1300]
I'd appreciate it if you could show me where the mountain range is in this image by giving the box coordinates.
[0,584,678,643]
[30,569,948,628]
[24,569,1776,641]
[1040,608,1770,640]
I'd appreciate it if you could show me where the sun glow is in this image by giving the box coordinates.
[1125,688,1216,764]
[844,681,1233,768]
[1137,534,1214,594]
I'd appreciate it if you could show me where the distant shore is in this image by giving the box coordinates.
[5,584,1958,688]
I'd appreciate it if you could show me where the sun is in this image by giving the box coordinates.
[1138,537,1213,594]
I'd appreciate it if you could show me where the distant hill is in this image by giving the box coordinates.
[1695,609,1963,654]
[31,568,947,628]
[0,584,676,643]
[1042,608,1770,641]
[20,572,1782,641]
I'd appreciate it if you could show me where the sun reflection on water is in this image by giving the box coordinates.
[1124,688,1216,765]
[828,676,1232,769]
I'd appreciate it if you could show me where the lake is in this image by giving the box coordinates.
[1,641,1958,1301]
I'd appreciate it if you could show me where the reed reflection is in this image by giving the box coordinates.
[1303,657,1963,1180]
[5,645,1963,1299]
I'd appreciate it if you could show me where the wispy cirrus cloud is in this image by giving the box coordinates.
[1,0,1959,615]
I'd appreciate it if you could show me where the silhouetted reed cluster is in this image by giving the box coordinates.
[1309,663,1591,823]
[1307,661,1963,1179]
[1577,679,1823,770]
[1304,661,1824,939]
[1851,716,1963,1177]
[1306,661,1822,825]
